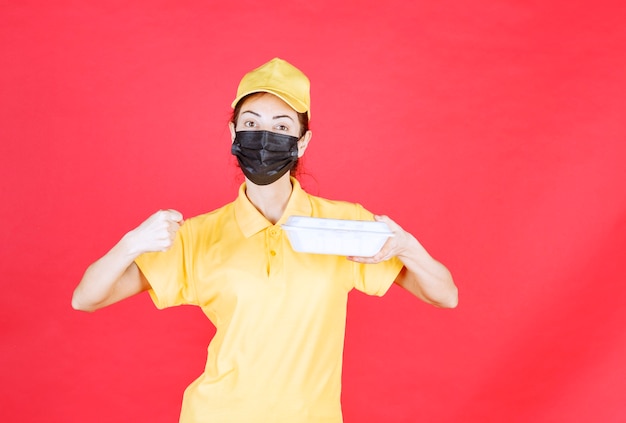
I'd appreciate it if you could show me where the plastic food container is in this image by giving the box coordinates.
[281,216,393,256]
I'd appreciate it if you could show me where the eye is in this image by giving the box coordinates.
[243,120,256,128]
[275,124,289,132]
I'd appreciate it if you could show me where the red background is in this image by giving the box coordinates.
[2,1,625,422]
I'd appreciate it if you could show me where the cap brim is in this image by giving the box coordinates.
[231,88,310,118]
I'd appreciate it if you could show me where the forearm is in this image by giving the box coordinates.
[394,234,458,308]
[71,233,145,312]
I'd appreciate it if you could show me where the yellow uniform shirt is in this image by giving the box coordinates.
[135,179,403,423]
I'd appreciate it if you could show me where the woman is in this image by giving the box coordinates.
[72,57,458,423]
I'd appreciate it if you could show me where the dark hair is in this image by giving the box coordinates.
[230,93,310,176]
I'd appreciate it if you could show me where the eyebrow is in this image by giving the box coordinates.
[241,110,294,122]
[272,114,294,122]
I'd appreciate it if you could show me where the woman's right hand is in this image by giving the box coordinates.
[125,209,184,255]
[72,209,184,312]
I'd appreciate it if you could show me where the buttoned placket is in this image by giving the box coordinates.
[265,225,283,279]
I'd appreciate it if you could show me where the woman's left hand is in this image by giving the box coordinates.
[347,215,415,264]
[348,214,458,308]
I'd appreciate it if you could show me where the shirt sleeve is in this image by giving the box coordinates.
[351,203,405,296]
[353,257,403,296]
[134,223,197,309]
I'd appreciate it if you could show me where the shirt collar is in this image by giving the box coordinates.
[234,177,312,238]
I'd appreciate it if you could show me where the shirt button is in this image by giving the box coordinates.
[270,250,276,256]
[269,228,278,236]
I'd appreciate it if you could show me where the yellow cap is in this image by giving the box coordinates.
[231,57,311,118]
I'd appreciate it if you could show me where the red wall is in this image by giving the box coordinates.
[2,1,625,422]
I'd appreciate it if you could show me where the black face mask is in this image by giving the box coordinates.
[231,130,300,186]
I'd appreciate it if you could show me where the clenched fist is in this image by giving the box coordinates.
[125,209,184,255]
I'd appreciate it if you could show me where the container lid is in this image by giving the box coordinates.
[282,216,393,235]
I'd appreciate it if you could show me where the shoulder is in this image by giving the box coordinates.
[306,193,374,221]
[181,202,236,231]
